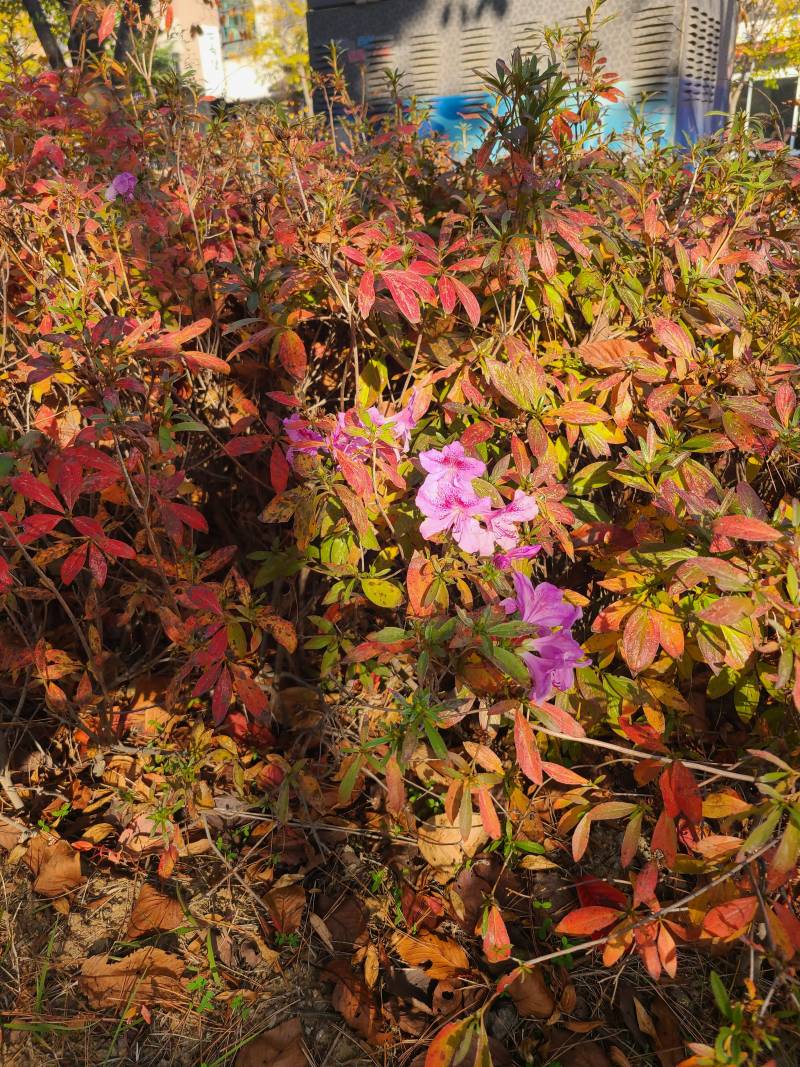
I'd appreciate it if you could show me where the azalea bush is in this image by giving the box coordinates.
[1,16,800,1067]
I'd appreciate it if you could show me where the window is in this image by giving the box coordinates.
[218,0,256,47]
[740,74,800,150]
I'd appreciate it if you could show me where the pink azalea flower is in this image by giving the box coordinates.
[419,441,485,487]
[484,489,539,549]
[417,478,495,555]
[493,545,541,569]
[367,390,420,452]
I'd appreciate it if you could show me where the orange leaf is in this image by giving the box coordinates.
[275,329,307,379]
[702,896,758,939]
[483,905,511,962]
[514,708,542,784]
[425,1017,474,1067]
[556,906,622,936]
[622,606,660,674]
[97,3,116,44]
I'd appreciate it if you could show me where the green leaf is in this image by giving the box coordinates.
[710,971,732,1020]
[489,646,531,686]
[373,626,407,643]
[361,578,404,609]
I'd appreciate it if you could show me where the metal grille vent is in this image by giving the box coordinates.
[407,32,440,96]
[629,6,675,101]
[683,5,722,102]
[460,26,492,92]
[363,35,395,100]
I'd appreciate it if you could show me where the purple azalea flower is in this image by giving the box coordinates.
[419,441,485,487]
[283,414,325,462]
[417,478,495,556]
[105,171,137,202]
[493,544,541,569]
[484,489,539,550]
[502,572,581,630]
[522,630,588,701]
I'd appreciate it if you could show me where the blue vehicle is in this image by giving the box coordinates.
[307,0,737,148]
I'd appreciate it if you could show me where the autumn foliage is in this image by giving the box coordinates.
[1,22,800,1067]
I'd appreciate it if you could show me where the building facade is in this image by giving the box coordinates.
[168,0,278,101]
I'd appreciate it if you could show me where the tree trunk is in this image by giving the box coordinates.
[114,0,153,66]
[20,0,66,70]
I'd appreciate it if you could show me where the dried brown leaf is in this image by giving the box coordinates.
[26,835,84,898]
[506,966,555,1019]
[79,947,185,1010]
[126,884,184,939]
[417,814,488,870]
[265,877,306,934]
[234,1018,309,1067]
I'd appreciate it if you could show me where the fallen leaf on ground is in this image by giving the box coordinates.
[391,930,470,979]
[0,816,23,852]
[265,876,306,933]
[79,947,186,1010]
[126,884,185,939]
[326,959,391,1043]
[26,834,84,898]
[505,966,555,1018]
[417,814,488,870]
[234,1017,309,1067]
[651,997,685,1067]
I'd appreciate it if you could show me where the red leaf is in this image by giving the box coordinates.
[622,606,660,674]
[234,673,268,718]
[270,447,290,493]
[452,277,480,327]
[483,905,511,962]
[438,274,456,314]
[660,762,702,826]
[651,810,677,868]
[385,756,405,816]
[29,135,65,171]
[165,502,208,533]
[87,542,108,586]
[186,585,223,616]
[61,543,87,585]
[535,238,558,279]
[514,708,542,785]
[276,330,307,379]
[633,861,659,907]
[381,269,435,324]
[334,449,373,496]
[358,270,375,318]
[97,3,116,43]
[212,667,233,724]
[652,316,695,360]
[181,350,230,374]
[96,537,136,560]
[532,700,586,738]
[575,876,628,909]
[12,473,64,514]
[703,896,758,939]
[556,906,622,936]
[164,2,173,30]
[712,515,781,542]
[137,319,212,353]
